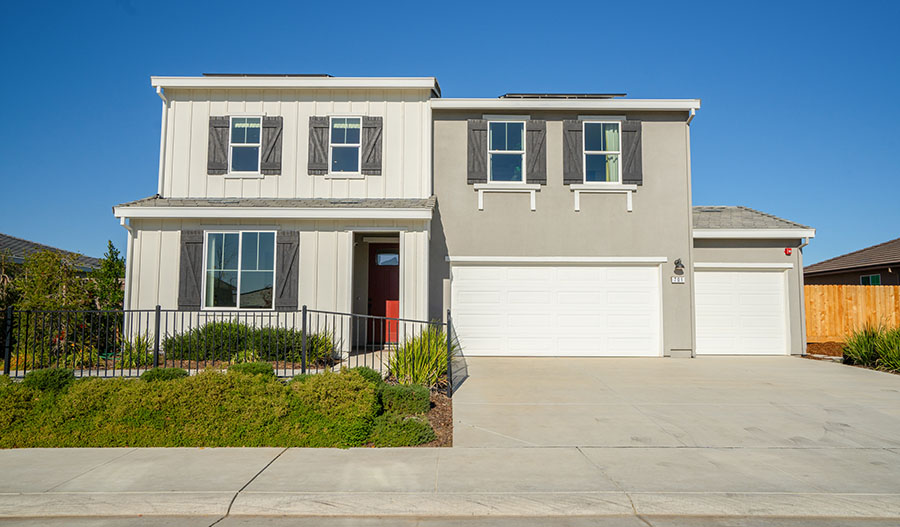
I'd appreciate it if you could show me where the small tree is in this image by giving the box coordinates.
[13,250,93,311]
[92,241,125,311]
[0,251,20,311]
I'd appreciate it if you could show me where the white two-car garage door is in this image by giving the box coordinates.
[694,269,789,355]
[450,264,662,356]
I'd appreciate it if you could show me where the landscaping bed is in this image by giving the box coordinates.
[806,341,843,357]
[0,365,451,448]
[804,325,900,375]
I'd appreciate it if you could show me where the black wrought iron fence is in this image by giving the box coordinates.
[1,305,455,396]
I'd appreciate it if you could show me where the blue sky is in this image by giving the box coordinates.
[1,0,897,265]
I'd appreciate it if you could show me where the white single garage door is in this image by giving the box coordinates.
[450,264,662,356]
[695,269,789,355]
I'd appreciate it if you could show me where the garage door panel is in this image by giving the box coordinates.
[695,269,787,355]
[452,264,661,357]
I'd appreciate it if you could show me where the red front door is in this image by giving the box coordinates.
[367,244,399,345]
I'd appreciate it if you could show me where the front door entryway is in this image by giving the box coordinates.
[367,243,400,345]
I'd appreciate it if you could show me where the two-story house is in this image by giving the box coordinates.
[113,75,814,358]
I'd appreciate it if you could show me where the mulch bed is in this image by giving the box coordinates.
[806,341,843,357]
[419,390,452,447]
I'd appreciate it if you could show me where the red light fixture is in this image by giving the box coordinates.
[784,248,792,256]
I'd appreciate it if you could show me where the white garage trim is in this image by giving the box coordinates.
[450,262,664,357]
[694,262,793,270]
[694,267,791,355]
[447,256,668,265]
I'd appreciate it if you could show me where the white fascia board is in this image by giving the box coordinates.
[151,76,438,92]
[446,256,667,265]
[694,262,794,270]
[114,206,432,221]
[693,228,816,239]
[431,99,701,112]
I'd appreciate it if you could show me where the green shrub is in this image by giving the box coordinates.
[291,373,314,384]
[348,366,384,385]
[161,322,335,365]
[229,362,275,377]
[843,323,882,367]
[389,325,456,387]
[231,349,261,364]
[874,327,900,372]
[141,368,189,382]
[22,368,75,392]
[381,384,430,415]
[369,414,435,447]
[119,335,153,369]
[289,370,379,447]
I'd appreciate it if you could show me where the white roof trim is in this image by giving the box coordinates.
[151,76,439,92]
[446,256,667,265]
[694,262,794,270]
[693,228,816,239]
[114,206,432,221]
[432,99,701,112]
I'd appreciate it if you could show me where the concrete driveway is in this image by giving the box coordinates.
[452,356,900,448]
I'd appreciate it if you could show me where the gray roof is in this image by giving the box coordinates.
[115,196,437,210]
[0,233,101,270]
[693,206,811,230]
[805,237,900,275]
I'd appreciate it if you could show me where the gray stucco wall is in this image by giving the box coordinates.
[429,111,695,356]
[692,238,807,355]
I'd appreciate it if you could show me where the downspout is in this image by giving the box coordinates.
[797,237,810,356]
[156,86,169,197]
[120,216,134,311]
[686,108,696,125]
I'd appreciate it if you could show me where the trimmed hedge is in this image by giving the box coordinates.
[228,362,275,377]
[347,366,384,386]
[381,384,430,415]
[161,322,335,365]
[140,368,189,382]
[23,368,75,392]
[370,414,436,447]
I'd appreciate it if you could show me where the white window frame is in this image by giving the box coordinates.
[328,116,363,177]
[228,116,263,175]
[201,230,278,311]
[583,120,622,184]
[487,120,527,184]
[860,274,882,285]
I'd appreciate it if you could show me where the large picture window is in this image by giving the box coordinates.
[230,117,262,173]
[330,117,361,173]
[204,231,275,309]
[488,121,525,182]
[584,121,621,183]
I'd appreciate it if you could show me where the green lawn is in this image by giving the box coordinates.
[0,366,435,448]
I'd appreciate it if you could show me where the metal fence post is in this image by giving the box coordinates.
[445,309,453,398]
[3,306,13,376]
[153,305,161,369]
[300,305,308,374]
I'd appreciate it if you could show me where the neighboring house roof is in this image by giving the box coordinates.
[692,206,811,230]
[804,237,900,275]
[0,233,101,270]
[115,196,436,210]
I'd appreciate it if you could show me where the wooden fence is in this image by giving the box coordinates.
[805,285,900,342]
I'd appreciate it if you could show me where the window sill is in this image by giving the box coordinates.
[325,172,366,180]
[569,183,638,212]
[473,183,541,211]
[224,173,264,179]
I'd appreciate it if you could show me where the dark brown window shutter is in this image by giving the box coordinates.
[274,231,299,311]
[307,116,329,175]
[177,230,204,311]
[562,120,583,185]
[467,119,488,184]
[207,117,229,175]
[260,116,283,175]
[361,116,383,175]
[526,120,547,185]
[622,120,643,185]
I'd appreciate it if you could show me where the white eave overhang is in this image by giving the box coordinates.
[151,76,440,95]
[693,228,816,239]
[113,206,432,221]
[431,98,701,112]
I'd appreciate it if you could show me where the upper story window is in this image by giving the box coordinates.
[584,122,620,183]
[488,121,525,182]
[860,274,882,285]
[204,231,275,309]
[230,117,262,173]
[330,117,362,173]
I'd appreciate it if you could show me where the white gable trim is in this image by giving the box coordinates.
[693,228,816,239]
[113,206,432,221]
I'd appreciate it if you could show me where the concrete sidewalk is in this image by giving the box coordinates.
[2,446,899,521]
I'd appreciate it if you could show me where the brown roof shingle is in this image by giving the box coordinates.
[805,237,900,275]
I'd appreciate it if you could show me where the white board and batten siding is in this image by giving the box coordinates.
[127,219,429,322]
[694,268,791,355]
[450,263,663,357]
[161,88,432,200]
